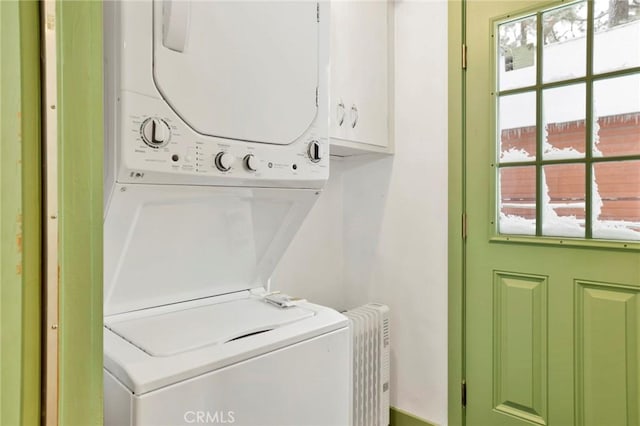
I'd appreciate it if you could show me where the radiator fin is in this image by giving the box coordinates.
[344,304,390,426]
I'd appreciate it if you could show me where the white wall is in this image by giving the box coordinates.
[272,159,347,310]
[342,2,448,423]
[275,1,449,424]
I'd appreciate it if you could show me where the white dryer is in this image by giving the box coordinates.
[103,2,349,425]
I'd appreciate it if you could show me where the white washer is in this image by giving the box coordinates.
[103,2,349,425]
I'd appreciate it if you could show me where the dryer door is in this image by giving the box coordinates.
[153,1,319,145]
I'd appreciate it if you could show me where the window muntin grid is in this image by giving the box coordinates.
[495,0,640,242]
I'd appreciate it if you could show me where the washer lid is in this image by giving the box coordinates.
[106,298,314,357]
[153,0,319,145]
[103,184,318,316]
[103,297,348,394]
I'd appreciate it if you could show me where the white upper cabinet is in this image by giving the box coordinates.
[330,0,393,156]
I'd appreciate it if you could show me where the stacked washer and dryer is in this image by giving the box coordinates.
[103,1,350,425]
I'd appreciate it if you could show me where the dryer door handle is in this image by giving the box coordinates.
[162,0,190,52]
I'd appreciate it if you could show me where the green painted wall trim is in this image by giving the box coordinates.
[390,407,438,426]
[447,1,465,426]
[57,1,104,424]
[0,1,42,425]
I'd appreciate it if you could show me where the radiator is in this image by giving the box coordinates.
[344,303,390,426]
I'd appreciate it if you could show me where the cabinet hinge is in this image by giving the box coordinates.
[461,380,467,407]
[462,213,467,240]
[317,3,320,22]
[462,43,467,70]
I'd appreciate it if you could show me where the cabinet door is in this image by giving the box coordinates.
[330,1,389,151]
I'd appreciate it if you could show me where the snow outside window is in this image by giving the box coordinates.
[496,0,640,241]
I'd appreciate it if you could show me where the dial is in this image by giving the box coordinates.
[244,154,258,172]
[140,118,171,148]
[307,140,322,163]
[214,152,235,172]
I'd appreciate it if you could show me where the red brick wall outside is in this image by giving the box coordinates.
[500,113,640,225]
[500,167,536,219]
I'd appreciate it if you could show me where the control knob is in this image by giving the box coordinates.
[244,154,258,172]
[307,140,322,163]
[140,117,171,148]
[214,152,235,172]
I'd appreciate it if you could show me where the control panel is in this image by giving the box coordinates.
[115,93,328,188]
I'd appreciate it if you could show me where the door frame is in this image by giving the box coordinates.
[448,1,466,425]
[1,3,104,424]
[0,2,42,424]
[48,2,104,425]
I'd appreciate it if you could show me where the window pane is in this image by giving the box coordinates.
[543,83,586,160]
[593,161,640,240]
[542,164,586,237]
[499,166,536,235]
[499,92,536,162]
[593,0,640,75]
[542,2,587,83]
[498,15,537,91]
[593,73,640,157]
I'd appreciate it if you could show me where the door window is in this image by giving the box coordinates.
[495,0,640,241]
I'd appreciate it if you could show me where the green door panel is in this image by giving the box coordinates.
[492,272,548,424]
[575,281,640,426]
[0,1,42,425]
[464,1,640,425]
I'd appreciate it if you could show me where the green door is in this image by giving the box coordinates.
[465,0,640,425]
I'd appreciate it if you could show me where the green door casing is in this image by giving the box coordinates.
[56,1,104,424]
[464,1,640,425]
[0,1,41,425]
[1,2,103,424]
